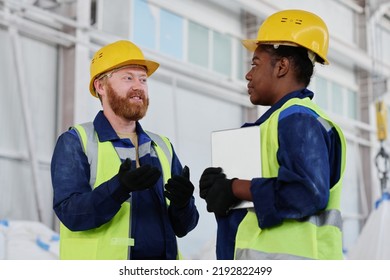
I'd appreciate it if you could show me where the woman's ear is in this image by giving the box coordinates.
[276,57,290,78]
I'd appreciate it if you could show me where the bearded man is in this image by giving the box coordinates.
[51,40,199,260]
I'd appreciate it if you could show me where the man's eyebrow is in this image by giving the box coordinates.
[121,70,147,76]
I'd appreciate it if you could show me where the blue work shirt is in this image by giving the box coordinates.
[216,88,343,259]
[51,111,199,259]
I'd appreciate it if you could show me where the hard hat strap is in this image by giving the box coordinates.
[307,50,316,65]
[263,42,316,65]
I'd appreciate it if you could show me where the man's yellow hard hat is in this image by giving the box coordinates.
[89,40,159,97]
[242,9,329,64]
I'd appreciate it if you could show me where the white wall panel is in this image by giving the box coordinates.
[0,28,26,155]
[0,28,58,228]
[341,140,366,253]
[21,37,58,159]
[0,159,39,220]
[141,78,177,142]
[174,85,243,259]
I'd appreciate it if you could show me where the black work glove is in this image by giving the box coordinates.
[199,167,226,199]
[164,166,194,208]
[204,178,239,216]
[118,158,161,192]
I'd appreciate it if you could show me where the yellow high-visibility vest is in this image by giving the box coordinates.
[59,122,174,260]
[235,98,346,260]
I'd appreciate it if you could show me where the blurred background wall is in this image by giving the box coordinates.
[1,0,390,259]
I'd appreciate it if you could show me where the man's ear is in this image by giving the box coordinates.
[94,78,105,96]
[276,57,290,78]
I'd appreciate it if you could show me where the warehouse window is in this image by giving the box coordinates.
[100,0,130,37]
[212,31,231,76]
[313,75,359,121]
[236,39,247,80]
[313,76,329,110]
[347,89,358,120]
[188,21,209,68]
[96,0,269,81]
[160,9,183,60]
[331,82,344,115]
[133,0,157,50]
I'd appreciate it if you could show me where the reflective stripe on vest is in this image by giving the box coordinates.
[234,97,346,260]
[59,122,173,260]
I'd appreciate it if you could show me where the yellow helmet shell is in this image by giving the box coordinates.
[242,10,329,64]
[89,40,159,97]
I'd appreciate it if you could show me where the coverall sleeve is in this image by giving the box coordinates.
[51,130,129,231]
[250,111,332,228]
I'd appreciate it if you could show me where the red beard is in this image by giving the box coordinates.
[106,82,149,121]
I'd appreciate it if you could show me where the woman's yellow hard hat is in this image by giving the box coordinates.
[242,9,329,65]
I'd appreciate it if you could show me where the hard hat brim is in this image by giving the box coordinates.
[241,39,259,52]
